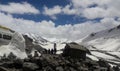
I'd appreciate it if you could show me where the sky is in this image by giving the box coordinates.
[0,0,120,41]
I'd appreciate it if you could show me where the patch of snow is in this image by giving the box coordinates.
[86,54,99,61]
[0,31,27,59]
[91,51,118,60]
[80,25,120,51]
[9,32,26,52]
[0,45,27,59]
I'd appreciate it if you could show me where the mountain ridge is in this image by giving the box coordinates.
[79,24,120,64]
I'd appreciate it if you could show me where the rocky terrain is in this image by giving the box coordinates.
[0,54,113,71]
[0,51,119,71]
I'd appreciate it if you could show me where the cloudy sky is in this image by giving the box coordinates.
[0,0,120,40]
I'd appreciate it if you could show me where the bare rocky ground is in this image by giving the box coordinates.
[0,53,119,71]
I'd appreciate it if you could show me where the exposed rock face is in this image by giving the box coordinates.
[23,35,44,54]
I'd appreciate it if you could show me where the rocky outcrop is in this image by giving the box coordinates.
[23,35,44,54]
[0,53,118,71]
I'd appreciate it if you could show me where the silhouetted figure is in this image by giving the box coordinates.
[53,43,57,54]
[114,66,120,71]
[107,65,113,71]
[8,52,16,60]
[44,49,47,54]
[51,49,54,54]
[3,54,6,58]
[34,51,39,57]
[48,49,51,54]
[113,66,116,71]
[28,54,32,59]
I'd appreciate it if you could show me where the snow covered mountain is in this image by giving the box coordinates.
[24,33,72,44]
[24,33,48,45]
[81,25,120,51]
[23,33,70,54]
[79,25,120,65]
[24,25,120,61]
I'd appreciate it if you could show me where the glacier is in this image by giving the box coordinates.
[0,25,27,59]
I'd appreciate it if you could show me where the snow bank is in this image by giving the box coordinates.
[0,32,27,59]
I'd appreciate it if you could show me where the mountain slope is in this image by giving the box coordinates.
[79,25,120,64]
[24,33,48,45]
[81,25,120,51]
[23,33,67,54]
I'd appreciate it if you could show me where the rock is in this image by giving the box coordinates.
[13,59,23,69]
[0,53,114,71]
[50,61,59,67]
[76,61,81,65]
[32,57,42,69]
[44,66,54,71]
[23,62,39,71]
[7,52,16,60]
[1,62,14,68]
[69,67,77,71]
[64,66,70,71]
[56,66,64,71]
[0,66,9,71]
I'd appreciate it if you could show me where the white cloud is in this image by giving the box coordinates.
[62,5,79,15]
[43,0,120,20]
[71,0,94,8]
[0,2,40,14]
[0,12,119,41]
[43,5,81,19]
[43,5,62,19]
[71,0,111,8]
[100,18,120,27]
[74,0,120,19]
[83,7,106,19]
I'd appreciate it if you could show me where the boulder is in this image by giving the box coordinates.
[13,59,23,69]
[1,62,14,68]
[23,62,39,71]
[44,66,54,71]
[0,66,9,71]
[56,66,64,71]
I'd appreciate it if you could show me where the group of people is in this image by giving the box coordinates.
[43,43,57,54]
[27,43,57,59]
[43,47,57,54]
[112,66,120,71]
